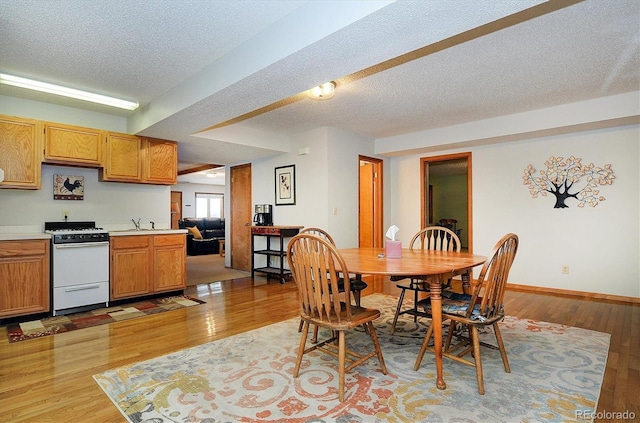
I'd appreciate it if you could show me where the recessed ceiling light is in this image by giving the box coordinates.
[0,73,139,111]
[307,81,336,100]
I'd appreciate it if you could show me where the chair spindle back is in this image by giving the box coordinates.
[287,234,353,324]
[299,227,336,245]
[467,233,519,320]
[410,226,461,252]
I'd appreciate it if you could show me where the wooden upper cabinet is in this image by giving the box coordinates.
[0,115,178,188]
[43,122,102,166]
[100,132,142,182]
[143,138,177,185]
[0,114,42,189]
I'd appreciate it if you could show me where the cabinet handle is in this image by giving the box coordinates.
[55,242,109,249]
[65,285,100,292]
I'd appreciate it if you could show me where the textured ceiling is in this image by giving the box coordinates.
[1,0,638,185]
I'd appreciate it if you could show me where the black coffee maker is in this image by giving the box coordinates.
[253,204,273,226]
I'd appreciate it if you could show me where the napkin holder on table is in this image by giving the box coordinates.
[385,240,402,258]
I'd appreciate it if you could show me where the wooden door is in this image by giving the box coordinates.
[358,156,383,295]
[171,191,182,229]
[358,156,383,248]
[230,164,252,271]
[359,162,375,247]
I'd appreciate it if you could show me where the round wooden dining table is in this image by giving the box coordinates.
[338,247,487,390]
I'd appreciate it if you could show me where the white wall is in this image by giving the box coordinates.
[0,164,171,231]
[253,127,330,229]
[389,125,640,297]
[251,127,376,248]
[0,97,172,231]
[0,96,126,132]
[327,127,376,247]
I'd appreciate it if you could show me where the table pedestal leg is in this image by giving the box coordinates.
[429,276,446,390]
[462,271,471,294]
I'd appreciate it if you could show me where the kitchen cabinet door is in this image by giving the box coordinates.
[0,115,42,189]
[110,236,152,300]
[143,138,177,185]
[153,234,186,292]
[0,240,50,318]
[44,122,102,166]
[101,132,142,182]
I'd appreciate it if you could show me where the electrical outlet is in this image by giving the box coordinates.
[333,207,338,215]
[62,210,69,221]
[562,265,569,274]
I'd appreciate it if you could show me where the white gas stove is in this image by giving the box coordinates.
[44,221,110,315]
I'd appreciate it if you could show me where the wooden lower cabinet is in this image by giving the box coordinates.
[153,234,186,292]
[0,239,50,318]
[110,235,152,300]
[110,234,185,301]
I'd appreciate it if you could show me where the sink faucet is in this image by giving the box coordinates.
[150,221,155,230]
[131,218,141,231]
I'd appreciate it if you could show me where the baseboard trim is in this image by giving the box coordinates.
[507,283,640,305]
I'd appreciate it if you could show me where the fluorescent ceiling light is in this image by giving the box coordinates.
[0,73,139,111]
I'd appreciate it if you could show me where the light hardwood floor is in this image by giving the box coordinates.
[0,276,637,422]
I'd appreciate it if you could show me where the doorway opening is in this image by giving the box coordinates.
[421,152,472,251]
[170,191,182,229]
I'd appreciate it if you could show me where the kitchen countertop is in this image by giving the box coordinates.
[0,230,187,241]
[109,229,187,236]
[0,233,52,241]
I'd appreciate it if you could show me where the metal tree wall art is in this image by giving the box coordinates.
[523,156,615,208]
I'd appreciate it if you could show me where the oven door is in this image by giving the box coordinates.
[52,241,109,286]
[52,241,109,314]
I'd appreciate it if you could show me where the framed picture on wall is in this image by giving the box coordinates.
[53,174,84,200]
[275,164,296,205]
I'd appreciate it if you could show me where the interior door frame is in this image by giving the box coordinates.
[420,152,473,252]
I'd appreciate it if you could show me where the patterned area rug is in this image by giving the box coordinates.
[6,295,204,343]
[94,294,609,423]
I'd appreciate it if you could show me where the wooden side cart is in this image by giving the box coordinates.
[251,225,303,283]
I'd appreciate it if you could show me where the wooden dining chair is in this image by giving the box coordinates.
[287,233,387,401]
[299,227,368,306]
[390,226,461,334]
[413,233,519,395]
